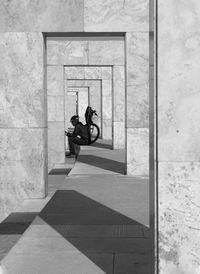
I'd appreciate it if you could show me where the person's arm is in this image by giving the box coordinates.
[66,127,77,137]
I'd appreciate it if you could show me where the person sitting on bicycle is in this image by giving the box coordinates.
[65,115,90,157]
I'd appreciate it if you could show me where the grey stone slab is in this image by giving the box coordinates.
[26,224,144,238]
[114,253,152,274]
[1,252,113,274]
[0,235,21,261]
[64,238,151,254]
[8,236,151,254]
[84,0,149,32]
[0,0,84,32]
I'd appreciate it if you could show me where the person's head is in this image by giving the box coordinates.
[70,115,79,126]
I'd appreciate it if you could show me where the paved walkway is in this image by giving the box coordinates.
[0,141,151,274]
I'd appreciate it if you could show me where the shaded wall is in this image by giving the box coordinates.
[158,1,200,273]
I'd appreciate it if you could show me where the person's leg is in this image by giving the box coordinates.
[67,136,76,155]
[67,137,88,156]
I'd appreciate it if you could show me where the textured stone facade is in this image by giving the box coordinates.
[158,1,200,273]
[0,32,46,221]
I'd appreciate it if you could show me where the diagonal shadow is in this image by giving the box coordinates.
[39,190,151,273]
[0,212,38,261]
[77,155,125,174]
[91,142,113,150]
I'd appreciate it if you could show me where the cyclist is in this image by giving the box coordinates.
[65,115,90,157]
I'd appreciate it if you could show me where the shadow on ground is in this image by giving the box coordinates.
[0,212,38,261]
[39,190,151,273]
[78,155,125,174]
[91,142,113,150]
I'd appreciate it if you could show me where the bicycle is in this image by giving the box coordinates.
[84,106,100,144]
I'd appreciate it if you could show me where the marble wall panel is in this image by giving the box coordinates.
[158,7,200,161]
[65,66,85,79]
[0,128,45,222]
[65,92,77,129]
[0,32,46,222]
[127,128,149,176]
[78,90,89,125]
[102,80,112,139]
[127,84,149,128]
[48,122,65,172]
[0,0,84,32]
[113,66,125,122]
[158,162,200,274]
[84,66,102,79]
[126,32,149,86]
[47,96,64,122]
[88,40,124,65]
[47,66,64,96]
[113,122,125,149]
[47,40,89,65]
[102,119,113,140]
[102,67,112,80]
[84,0,149,32]
[158,1,200,272]
[0,32,44,128]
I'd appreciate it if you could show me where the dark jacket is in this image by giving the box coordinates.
[67,122,89,140]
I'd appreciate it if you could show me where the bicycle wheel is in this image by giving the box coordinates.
[89,123,100,144]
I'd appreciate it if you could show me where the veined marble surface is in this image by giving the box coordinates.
[127,84,149,128]
[0,32,46,222]
[47,95,64,122]
[47,39,124,66]
[127,128,149,176]
[47,40,89,65]
[84,0,149,32]
[0,0,84,31]
[0,128,45,222]
[113,66,125,122]
[159,162,200,274]
[158,1,200,273]
[48,122,65,172]
[88,40,124,65]
[47,63,65,171]
[113,122,125,149]
[0,32,44,128]
[126,32,149,87]
[65,91,78,129]
[47,65,64,96]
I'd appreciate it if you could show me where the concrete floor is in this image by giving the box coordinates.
[0,140,151,274]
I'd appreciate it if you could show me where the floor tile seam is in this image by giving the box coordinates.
[20,236,146,239]
[6,250,151,254]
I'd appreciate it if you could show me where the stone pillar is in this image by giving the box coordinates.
[113,66,125,149]
[0,32,46,222]
[47,65,65,172]
[158,1,200,272]
[126,32,149,176]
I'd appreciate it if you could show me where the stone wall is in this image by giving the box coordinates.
[47,65,65,172]
[0,0,149,248]
[158,1,200,273]
[0,32,46,221]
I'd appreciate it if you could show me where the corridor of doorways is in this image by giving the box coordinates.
[0,32,153,273]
